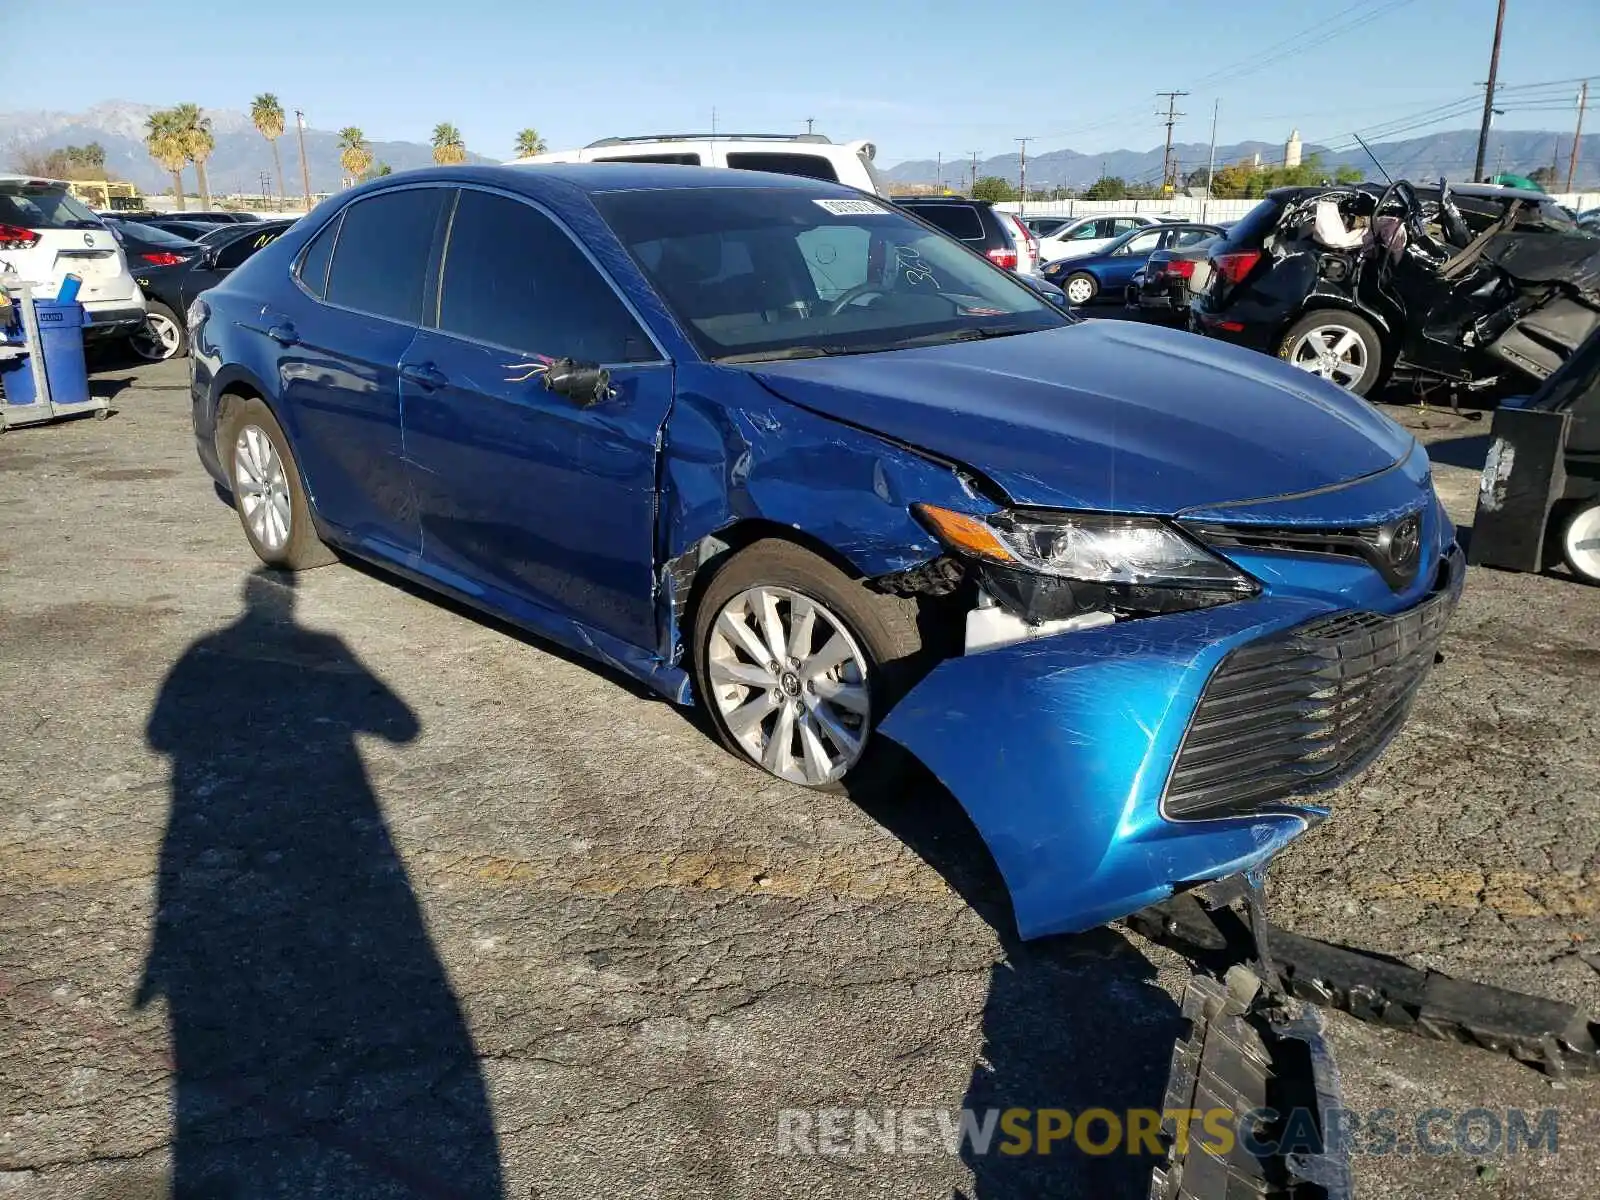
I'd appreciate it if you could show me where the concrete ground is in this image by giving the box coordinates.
[1,353,1595,1199]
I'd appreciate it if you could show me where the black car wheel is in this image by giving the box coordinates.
[128,301,188,362]
[1277,311,1383,396]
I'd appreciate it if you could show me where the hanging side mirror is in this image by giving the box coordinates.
[541,357,615,407]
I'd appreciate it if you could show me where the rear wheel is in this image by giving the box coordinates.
[128,301,187,362]
[691,540,926,791]
[1278,311,1383,396]
[1558,499,1600,584]
[1064,272,1098,306]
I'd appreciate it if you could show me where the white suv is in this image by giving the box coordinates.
[510,133,890,196]
[0,175,145,337]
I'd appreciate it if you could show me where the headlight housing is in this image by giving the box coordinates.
[915,504,1259,620]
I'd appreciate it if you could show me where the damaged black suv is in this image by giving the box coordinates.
[1191,180,1600,396]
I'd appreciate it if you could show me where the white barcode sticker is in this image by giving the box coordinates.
[813,198,888,216]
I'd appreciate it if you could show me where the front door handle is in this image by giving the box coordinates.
[399,361,447,390]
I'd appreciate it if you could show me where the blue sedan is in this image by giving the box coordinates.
[187,164,1460,939]
[1041,221,1223,305]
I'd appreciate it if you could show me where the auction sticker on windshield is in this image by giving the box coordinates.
[814,198,887,216]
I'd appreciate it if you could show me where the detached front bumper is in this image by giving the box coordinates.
[880,548,1463,940]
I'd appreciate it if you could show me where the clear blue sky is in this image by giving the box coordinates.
[5,0,1594,165]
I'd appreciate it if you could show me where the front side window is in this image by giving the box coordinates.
[596,187,1065,362]
[724,152,840,183]
[215,226,285,271]
[436,188,653,363]
[324,188,446,323]
[1110,218,1144,235]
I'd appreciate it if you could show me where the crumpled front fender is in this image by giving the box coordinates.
[879,597,1337,940]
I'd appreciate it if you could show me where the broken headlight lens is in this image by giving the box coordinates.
[916,505,1258,592]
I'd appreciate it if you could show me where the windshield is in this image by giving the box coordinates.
[593,187,1065,361]
[0,182,103,230]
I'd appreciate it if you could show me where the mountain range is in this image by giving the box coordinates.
[885,129,1600,192]
[3,102,1596,197]
[0,101,493,197]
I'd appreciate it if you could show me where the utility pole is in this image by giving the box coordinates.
[1203,99,1219,223]
[1015,136,1033,217]
[294,109,312,212]
[1472,0,1507,181]
[967,150,980,195]
[1155,90,1189,193]
[805,116,814,136]
[1567,81,1589,193]
[936,151,942,192]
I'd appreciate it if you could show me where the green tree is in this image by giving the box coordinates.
[170,103,214,208]
[431,122,467,165]
[359,161,393,183]
[514,128,547,158]
[337,127,373,186]
[251,94,287,210]
[145,110,188,209]
[1084,175,1127,200]
[1335,165,1364,185]
[971,175,1016,202]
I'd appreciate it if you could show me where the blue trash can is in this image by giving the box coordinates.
[31,299,91,406]
[0,352,39,406]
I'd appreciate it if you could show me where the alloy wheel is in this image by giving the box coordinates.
[1288,324,1368,388]
[1065,275,1096,305]
[1563,501,1600,583]
[131,311,182,361]
[706,585,872,786]
[233,425,292,553]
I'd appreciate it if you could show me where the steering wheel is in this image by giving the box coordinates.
[825,284,892,316]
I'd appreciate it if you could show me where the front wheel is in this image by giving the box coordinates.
[1558,499,1600,584]
[128,301,187,362]
[217,397,335,570]
[691,540,927,790]
[1064,272,1098,306]
[1277,311,1383,396]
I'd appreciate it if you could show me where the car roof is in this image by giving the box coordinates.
[892,195,994,206]
[481,161,857,196]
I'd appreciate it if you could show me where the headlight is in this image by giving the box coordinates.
[914,504,1258,622]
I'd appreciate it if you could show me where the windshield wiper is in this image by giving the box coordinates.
[874,323,1041,351]
[715,346,842,364]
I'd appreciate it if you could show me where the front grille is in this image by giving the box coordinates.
[1162,575,1459,821]
[1186,511,1429,591]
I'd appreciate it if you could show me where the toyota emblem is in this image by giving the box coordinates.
[1386,514,1422,570]
[84,232,95,246]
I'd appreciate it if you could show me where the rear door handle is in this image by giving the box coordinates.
[399,361,447,390]
[266,321,298,346]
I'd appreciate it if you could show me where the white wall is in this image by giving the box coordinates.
[995,192,1599,222]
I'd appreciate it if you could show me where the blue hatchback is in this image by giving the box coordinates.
[188,165,1461,939]
[1041,221,1223,306]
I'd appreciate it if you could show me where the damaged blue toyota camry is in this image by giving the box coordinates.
[187,164,1462,941]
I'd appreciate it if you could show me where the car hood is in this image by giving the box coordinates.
[750,320,1415,515]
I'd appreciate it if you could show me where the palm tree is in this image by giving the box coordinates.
[514,128,547,159]
[251,93,287,210]
[170,103,214,209]
[337,127,373,188]
[144,110,188,210]
[431,122,466,166]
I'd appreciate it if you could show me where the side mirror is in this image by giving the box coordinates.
[200,246,220,269]
[542,357,615,407]
[1020,274,1073,313]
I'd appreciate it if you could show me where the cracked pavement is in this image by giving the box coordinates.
[1,357,1596,1199]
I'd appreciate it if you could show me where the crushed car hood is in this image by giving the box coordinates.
[751,321,1415,514]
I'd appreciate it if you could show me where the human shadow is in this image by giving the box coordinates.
[139,569,503,1199]
[852,755,1182,1199]
[1423,433,1490,470]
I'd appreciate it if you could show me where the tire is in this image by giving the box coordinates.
[1064,272,1099,306]
[691,539,926,792]
[217,397,335,571]
[1557,499,1600,584]
[1277,311,1384,396]
[128,301,188,362]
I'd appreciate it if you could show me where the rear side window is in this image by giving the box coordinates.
[215,226,284,271]
[595,152,701,165]
[325,188,447,323]
[436,188,652,362]
[0,183,100,230]
[902,203,984,241]
[725,152,839,183]
[295,214,341,299]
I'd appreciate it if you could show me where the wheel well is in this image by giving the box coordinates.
[212,383,265,465]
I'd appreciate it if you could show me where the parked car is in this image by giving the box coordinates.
[1129,221,1234,316]
[126,220,291,360]
[1579,208,1600,235]
[1040,222,1223,305]
[103,217,204,269]
[1036,213,1161,264]
[512,132,889,195]
[995,209,1039,275]
[188,163,1461,940]
[141,218,230,243]
[892,195,1031,272]
[157,211,261,225]
[1192,180,1600,396]
[0,173,146,339]
[1023,216,1074,238]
